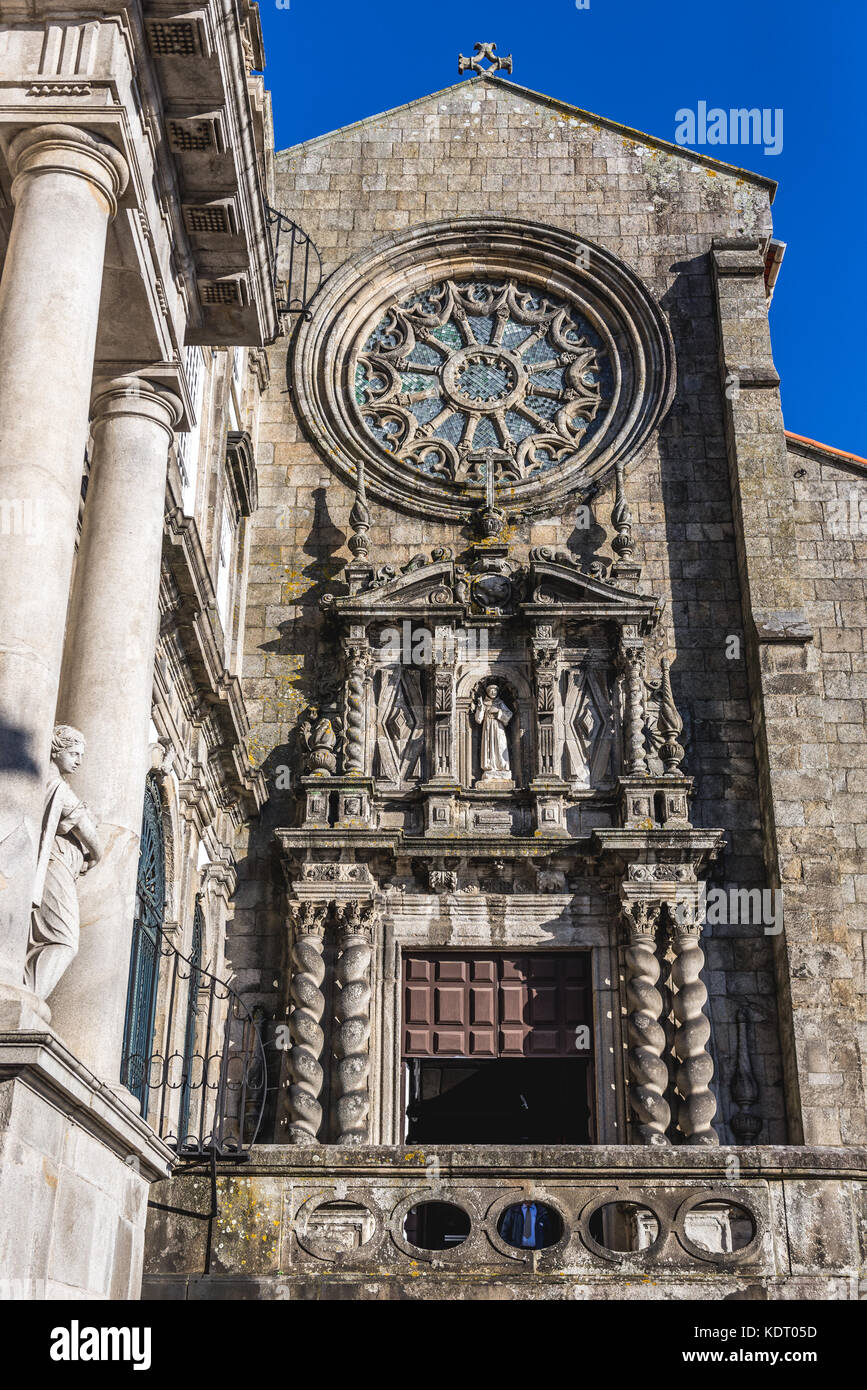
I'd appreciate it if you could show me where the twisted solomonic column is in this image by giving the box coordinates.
[622,900,670,1145]
[620,639,648,775]
[342,637,369,774]
[286,902,329,1144]
[334,901,378,1144]
[668,902,719,1145]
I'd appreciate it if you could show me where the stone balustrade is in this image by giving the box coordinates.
[142,1144,867,1300]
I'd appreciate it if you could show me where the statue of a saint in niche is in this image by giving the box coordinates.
[24,725,102,1001]
[473,683,513,781]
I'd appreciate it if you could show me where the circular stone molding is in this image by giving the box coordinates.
[673,1190,764,1267]
[291,216,676,521]
[388,1188,482,1262]
[484,1191,571,1262]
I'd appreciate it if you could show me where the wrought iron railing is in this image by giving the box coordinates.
[121,939,268,1160]
[265,205,322,319]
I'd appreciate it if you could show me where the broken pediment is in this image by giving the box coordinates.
[321,544,661,633]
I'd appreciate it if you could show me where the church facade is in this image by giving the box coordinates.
[0,18,865,1300]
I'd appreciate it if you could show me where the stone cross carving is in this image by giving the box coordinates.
[473,682,513,780]
[24,725,102,1001]
[458,42,513,77]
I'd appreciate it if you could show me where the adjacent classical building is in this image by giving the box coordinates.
[0,1,277,1297]
[0,26,865,1300]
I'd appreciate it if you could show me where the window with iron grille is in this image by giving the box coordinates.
[178,898,204,1148]
[120,776,166,1114]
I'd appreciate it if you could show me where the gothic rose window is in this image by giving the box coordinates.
[354,278,614,484]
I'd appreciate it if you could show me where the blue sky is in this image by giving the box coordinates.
[261,0,866,455]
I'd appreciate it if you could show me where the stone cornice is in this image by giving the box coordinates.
[220,1142,867,1182]
[0,0,278,348]
[162,503,267,818]
[0,1030,174,1181]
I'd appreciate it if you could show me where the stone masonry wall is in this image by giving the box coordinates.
[233,76,791,1142]
[786,442,867,1129]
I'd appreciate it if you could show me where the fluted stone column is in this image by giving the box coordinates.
[0,125,128,1016]
[49,377,182,1089]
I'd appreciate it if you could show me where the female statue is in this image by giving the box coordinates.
[24,725,102,1001]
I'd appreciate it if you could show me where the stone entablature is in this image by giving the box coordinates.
[0,0,278,367]
[161,501,267,825]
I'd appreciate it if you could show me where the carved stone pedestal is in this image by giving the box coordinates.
[300,776,376,828]
[0,1029,172,1298]
[421,783,459,833]
[618,775,693,829]
[530,777,570,835]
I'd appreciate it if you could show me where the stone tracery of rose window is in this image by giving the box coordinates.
[354,278,614,484]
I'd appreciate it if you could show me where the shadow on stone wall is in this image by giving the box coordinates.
[658,254,786,1145]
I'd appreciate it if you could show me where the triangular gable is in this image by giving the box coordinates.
[275,73,776,197]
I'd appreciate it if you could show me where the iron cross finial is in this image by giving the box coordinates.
[458,42,513,78]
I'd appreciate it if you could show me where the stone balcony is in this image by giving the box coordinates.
[142,1144,867,1300]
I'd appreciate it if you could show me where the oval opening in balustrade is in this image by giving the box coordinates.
[587,1201,660,1252]
[684,1200,755,1254]
[497,1200,563,1250]
[298,1200,376,1259]
[403,1201,471,1251]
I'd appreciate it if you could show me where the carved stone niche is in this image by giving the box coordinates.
[317,532,663,842]
[457,669,531,789]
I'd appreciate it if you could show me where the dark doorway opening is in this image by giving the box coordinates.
[406,1057,591,1144]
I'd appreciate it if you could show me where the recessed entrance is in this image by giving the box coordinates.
[402,952,594,1143]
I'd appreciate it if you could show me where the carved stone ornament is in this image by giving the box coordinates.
[334,901,380,1144]
[621,899,670,1145]
[286,901,329,1144]
[300,863,368,883]
[298,705,339,776]
[291,217,676,520]
[429,868,459,894]
[24,725,103,1001]
[356,276,610,485]
[628,863,696,882]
